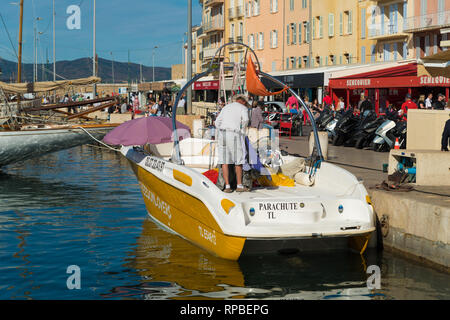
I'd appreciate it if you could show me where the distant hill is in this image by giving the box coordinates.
[0,57,171,83]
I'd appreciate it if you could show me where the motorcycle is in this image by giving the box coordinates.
[372,119,407,152]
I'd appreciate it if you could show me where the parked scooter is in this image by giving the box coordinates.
[352,116,386,149]
[344,110,378,147]
[332,109,360,146]
[325,109,345,141]
[315,108,334,131]
[372,119,407,152]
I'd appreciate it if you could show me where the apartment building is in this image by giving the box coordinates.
[245,0,310,73]
[311,0,361,67]
[198,0,226,72]
[404,0,450,59]
[226,0,246,64]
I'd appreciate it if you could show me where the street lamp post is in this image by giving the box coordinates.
[110,52,115,92]
[187,0,193,114]
[152,46,158,83]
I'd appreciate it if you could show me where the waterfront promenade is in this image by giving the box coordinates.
[280,130,450,272]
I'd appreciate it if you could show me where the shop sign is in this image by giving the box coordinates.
[419,76,450,85]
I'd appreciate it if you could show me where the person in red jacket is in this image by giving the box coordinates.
[398,93,418,121]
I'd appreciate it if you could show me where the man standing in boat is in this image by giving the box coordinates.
[215,94,250,193]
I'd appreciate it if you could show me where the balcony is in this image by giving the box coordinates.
[228,8,235,19]
[204,0,224,8]
[203,19,224,33]
[202,47,219,59]
[368,21,408,41]
[403,11,450,33]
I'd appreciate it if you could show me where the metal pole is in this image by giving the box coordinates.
[34,25,36,82]
[111,52,115,91]
[93,0,97,97]
[187,0,193,114]
[53,0,56,82]
[152,47,156,82]
[17,0,24,83]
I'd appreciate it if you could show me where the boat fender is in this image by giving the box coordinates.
[294,172,314,186]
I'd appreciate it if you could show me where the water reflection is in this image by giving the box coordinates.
[0,146,448,300]
[105,217,384,300]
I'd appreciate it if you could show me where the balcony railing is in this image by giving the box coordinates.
[203,19,224,32]
[203,47,219,59]
[204,0,224,7]
[228,8,235,19]
[236,6,244,18]
[228,6,244,20]
[368,21,406,39]
[403,11,450,32]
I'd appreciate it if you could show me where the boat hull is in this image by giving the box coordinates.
[129,160,246,260]
[125,147,375,261]
[0,125,115,167]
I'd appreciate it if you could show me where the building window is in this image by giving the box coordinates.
[330,55,335,65]
[361,8,366,39]
[384,43,390,61]
[272,61,276,72]
[361,46,366,63]
[339,55,342,64]
[286,58,289,70]
[347,10,352,34]
[270,30,278,48]
[434,34,438,55]
[298,23,302,43]
[258,32,264,50]
[253,0,260,16]
[328,13,334,37]
[239,22,243,37]
[339,12,343,36]
[290,57,296,69]
[415,36,421,59]
[425,35,430,56]
[298,56,302,68]
[312,17,316,39]
[290,0,294,11]
[371,45,376,62]
[393,43,398,61]
[304,21,310,43]
[270,0,278,13]
[291,23,297,44]
[302,0,307,9]
[318,16,323,38]
[286,24,290,45]
[303,56,309,68]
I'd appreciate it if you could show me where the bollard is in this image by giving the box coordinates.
[309,131,329,160]
[193,119,204,139]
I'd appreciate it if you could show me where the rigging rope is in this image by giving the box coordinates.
[76,126,120,152]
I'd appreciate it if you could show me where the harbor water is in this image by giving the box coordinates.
[0,145,448,300]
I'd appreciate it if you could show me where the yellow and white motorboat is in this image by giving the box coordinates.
[114,43,377,261]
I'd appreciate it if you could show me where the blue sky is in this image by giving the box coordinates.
[0,0,202,67]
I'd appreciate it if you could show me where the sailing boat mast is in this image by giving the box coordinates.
[17,0,24,83]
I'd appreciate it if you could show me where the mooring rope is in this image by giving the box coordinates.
[76,126,120,152]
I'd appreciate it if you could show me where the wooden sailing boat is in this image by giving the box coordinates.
[0,1,118,168]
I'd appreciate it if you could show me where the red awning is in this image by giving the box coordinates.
[194,80,219,90]
[336,63,418,79]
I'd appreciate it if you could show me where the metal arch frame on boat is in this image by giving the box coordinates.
[170,42,324,165]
